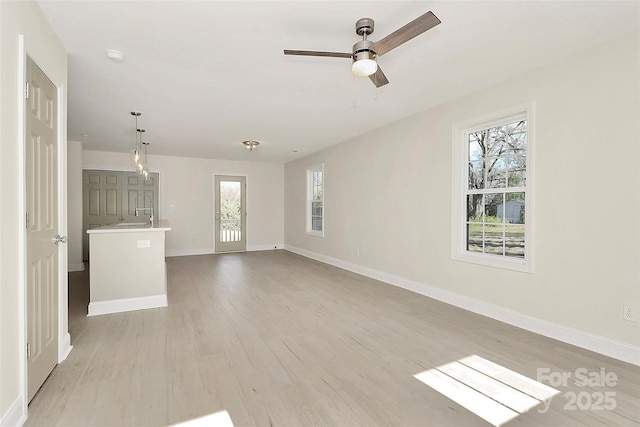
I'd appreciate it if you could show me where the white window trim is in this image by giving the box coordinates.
[306,164,324,237]
[451,102,535,273]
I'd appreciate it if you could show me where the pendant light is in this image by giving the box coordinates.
[130,111,142,168]
[141,142,150,179]
[136,128,146,174]
[130,111,151,178]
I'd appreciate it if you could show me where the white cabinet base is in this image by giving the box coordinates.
[87,220,171,316]
[88,294,168,316]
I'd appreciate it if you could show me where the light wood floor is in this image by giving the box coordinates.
[26,250,639,426]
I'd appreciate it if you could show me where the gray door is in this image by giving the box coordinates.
[215,175,247,252]
[82,170,159,260]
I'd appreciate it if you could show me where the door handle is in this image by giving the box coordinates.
[52,234,67,245]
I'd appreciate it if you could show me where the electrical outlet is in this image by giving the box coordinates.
[623,304,637,322]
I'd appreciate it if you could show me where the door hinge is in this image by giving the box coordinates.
[26,211,30,229]
[25,82,30,99]
[27,342,31,360]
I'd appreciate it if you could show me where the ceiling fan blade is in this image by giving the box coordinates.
[371,11,441,57]
[369,66,389,88]
[284,50,352,58]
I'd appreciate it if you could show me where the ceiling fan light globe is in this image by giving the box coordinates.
[352,58,377,77]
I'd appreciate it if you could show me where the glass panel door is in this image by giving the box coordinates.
[214,175,246,252]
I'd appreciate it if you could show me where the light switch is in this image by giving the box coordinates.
[137,240,151,248]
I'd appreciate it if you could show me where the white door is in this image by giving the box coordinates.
[214,175,246,253]
[26,57,59,402]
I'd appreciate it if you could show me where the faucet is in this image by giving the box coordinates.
[134,195,154,226]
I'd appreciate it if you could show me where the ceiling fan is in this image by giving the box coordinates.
[284,11,441,88]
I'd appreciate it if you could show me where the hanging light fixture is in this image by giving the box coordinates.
[141,142,150,179]
[242,140,260,151]
[129,111,152,178]
[130,111,142,167]
[136,128,146,173]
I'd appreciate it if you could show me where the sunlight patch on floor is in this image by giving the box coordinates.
[170,410,234,427]
[414,355,559,426]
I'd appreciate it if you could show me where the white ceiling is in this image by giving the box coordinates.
[38,1,639,163]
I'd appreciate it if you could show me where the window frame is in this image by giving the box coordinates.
[306,164,324,237]
[451,103,535,273]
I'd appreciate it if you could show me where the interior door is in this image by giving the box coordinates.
[122,171,158,223]
[214,175,246,253]
[26,57,59,402]
[82,170,122,260]
[82,170,159,260]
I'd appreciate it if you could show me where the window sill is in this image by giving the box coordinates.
[452,251,532,273]
[306,230,324,238]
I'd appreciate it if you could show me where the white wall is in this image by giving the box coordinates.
[81,151,284,256]
[67,140,84,271]
[0,1,68,424]
[285,33,640,354]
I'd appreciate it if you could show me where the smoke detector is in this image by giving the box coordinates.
[106,50,124,63]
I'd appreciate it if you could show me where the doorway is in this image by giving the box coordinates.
[25,56,59,402]
[214,175,246,253]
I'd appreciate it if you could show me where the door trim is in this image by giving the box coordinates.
[17,38,71,420]
[214,174,248,253]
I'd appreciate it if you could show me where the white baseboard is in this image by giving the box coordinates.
[247,243,284,251]
[165,248,214,257]
[68,262,85,272]
[0,395,25,427]
[284,244,640,366]
[166,244,283,257]
[59,332,73,363]
[88,294,168,316]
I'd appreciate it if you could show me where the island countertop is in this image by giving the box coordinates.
[86,219,171,234]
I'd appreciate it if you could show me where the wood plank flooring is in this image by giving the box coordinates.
[26,250,640,426]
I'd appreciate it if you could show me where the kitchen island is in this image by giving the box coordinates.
[86,220,171,316]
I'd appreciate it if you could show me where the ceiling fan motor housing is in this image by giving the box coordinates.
[352,39,376,61]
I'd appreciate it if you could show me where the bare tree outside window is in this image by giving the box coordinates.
[466,120,527,258]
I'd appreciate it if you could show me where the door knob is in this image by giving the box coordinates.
[52,234,67,245]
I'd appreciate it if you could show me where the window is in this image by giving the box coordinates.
[306,164,324,236]
[452,104,534,272]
